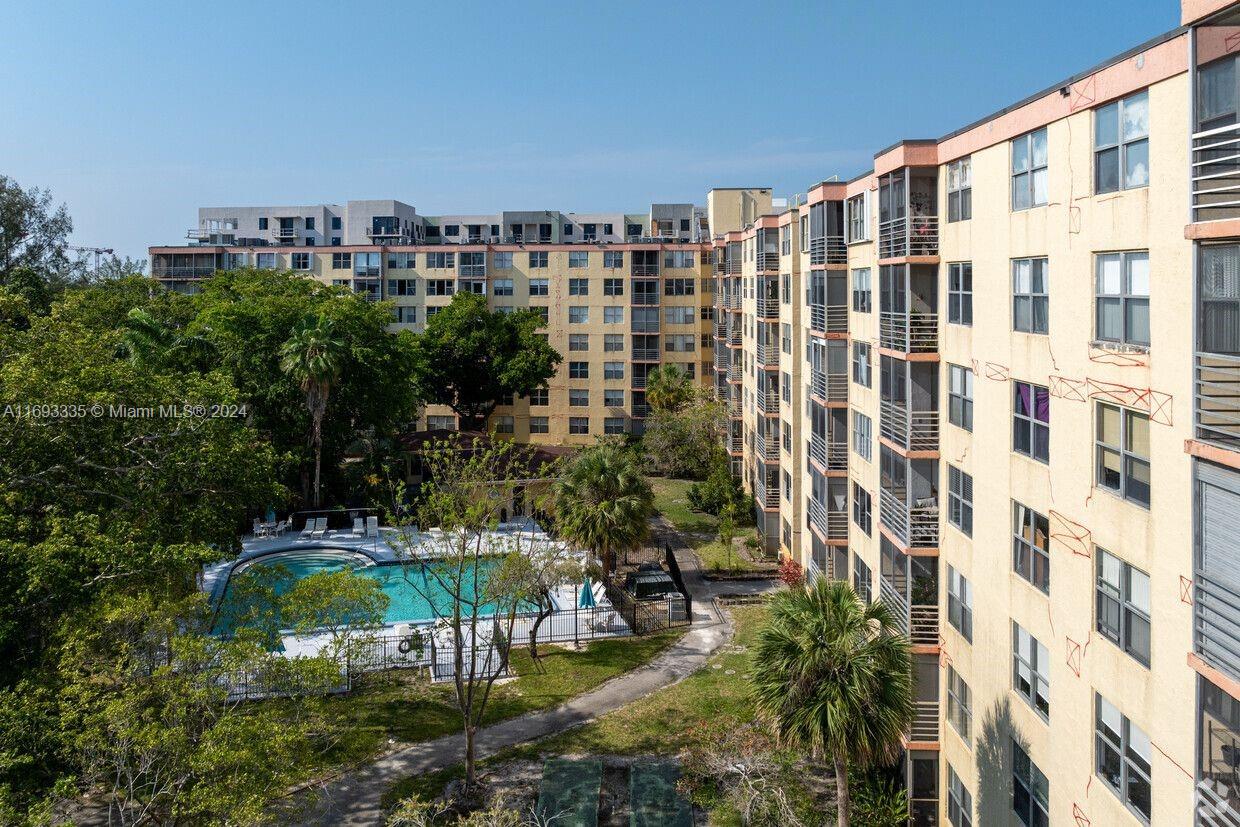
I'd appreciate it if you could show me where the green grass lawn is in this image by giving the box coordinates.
[693,540,769,574]
[649,477,718,535]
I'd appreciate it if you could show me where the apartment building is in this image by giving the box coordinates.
[714,2,1240,823]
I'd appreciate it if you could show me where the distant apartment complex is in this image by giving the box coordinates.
[151,0,1240,822]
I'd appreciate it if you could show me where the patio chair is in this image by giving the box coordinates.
[272,520,287,537]
[252,518,263,537]
[298,519,315,539]
[366,516,379,538]
[352,517,365,537]
[311,517,328,539]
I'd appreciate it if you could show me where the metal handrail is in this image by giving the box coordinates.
[632,348,660,361]
[880,399,940,452]
[910,604,940,646]
[1192,122,1240,222]
[755,297,780,318]
[879,215,939,259]
[1195,351,1240,449]
[879,487,939,548]
[755,343,779,367]
[757,388,779,414]
[757,252,780,272]
[910,699,940,742]
[879,311,939,353]
[809,303,848,334]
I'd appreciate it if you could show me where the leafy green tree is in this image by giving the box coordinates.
[645,364,694,413]
[408,292,560,429]
[688,452,752,521]
[748,578,913,827]
[0,176,72,287]
[116,306,215,371]
[280,314,346,507]
[643,389,726,480]
[554,444,654,577]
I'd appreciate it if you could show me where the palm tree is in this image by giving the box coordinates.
[749,577,914,827]
[554,445,654,577]
[280,315,345,508]
[117,307,215,370]
[645,364,692,413]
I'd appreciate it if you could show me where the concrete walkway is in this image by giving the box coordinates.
[294,532,770,826]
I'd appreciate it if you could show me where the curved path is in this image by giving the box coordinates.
[295,530,769,826]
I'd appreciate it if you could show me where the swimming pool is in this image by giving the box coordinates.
[212,548,535,634]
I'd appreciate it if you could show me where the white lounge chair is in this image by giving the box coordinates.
[311,517,328,539]
[298,519,315,540]
[366,516,379,538]
[352,517,365,537]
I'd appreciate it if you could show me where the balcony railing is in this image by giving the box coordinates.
[879,487,940,548]
[715,321,728,338]
[757,388,779,414]
[757,252,780,272]
[809,304,849,334]
[1192,121,1240,223]
[726,259,742,275]
[808,498,847,540]
[728,433,743,453]
[911,604,939,646]
[726,292,742,310]
[728,327,741,347]
[1195,351,1240,450]
[727,363,742,383]
[632,348,660,361]
[810,370,848,403]
[632,403,651,418]
[458,263,486,278]
[880,399,940,452]
[879,577,909,635]
[756,297,780,318]
[910,699,940,743]
[755,343,779,368]
[808,433,848,471]
[631,374,648,389]
[270,227,298,242]
[809,235,847,266]
[1195,569,1240,684]
[152,265,217,279]
[755,433,780,462]
[631,264,659,277]
[879,311,939,354]
[879,215,939,259]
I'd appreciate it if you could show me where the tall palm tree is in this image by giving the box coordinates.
[749,577,914,827]
[117,307,215,370]
[554,445,654,577]
[644,364,692,414]
[280,315,345,508]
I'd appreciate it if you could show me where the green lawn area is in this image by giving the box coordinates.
[649,477,718,535]
[693,540,769,575]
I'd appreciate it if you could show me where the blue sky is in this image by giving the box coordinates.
[1,0,1178,262]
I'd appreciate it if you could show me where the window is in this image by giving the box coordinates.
[529,278,549,296]
[569,417,589,435]
[603,362,624,380]
[604,388,624,406]
[947,765,973,827]
[387,252,415,269]
[1096,403,1151,507]
[426,415,456,430]
[948,364,973,431]
[256,252,276,269]
[852,268,871,312]
[568,251,589,268]
[664,306,695,325]
[529,252,548,268]
[1012,741,1050,826]
[529,306,547,324]
[947,666,972,743]
[853,555,872,603]
[852,342,871,387]
[569,362,589,379]
[604,417,626,435]
[1095,251,1150,347]
[388,278,417,296]
[1012,258,1049,334]
[569,389,589,406]
[852,483,871,535]
[1012,127,1049,210]
[331,237,341,246]
[947,565,973,642]
[528,388,548,406]
[627,223,641,237]
[493,278,514,296]
[846,193,869,242]
[1096,549,1151,666]
[494,415,514,434]
[1095,695,1152,821]
[664,250,695,269]
[569,277,589,296]
[852,411,872,461]
[1095,91,1149,194]
[947,466,973,537]
[948,262,973,325]
[782,419,792,452]
[1013,501,1051,593]
[569,307,588,324]
[426,252,455,269]
[1012,622,1051,719]
[1013,381,1050,463]
[427,279,455,296]
[291,252,311,270]
[603,277,624,296]
[493,252,513,269]
[258,217,269,230]
[331,216,341,231]
[331,252,352,269]
[665,334,695,352]
[604,334,624,352]
[391,306,417,324]
[948,157,973,222]
[664,278,694,295]
[568,333,589,352]
[603,251,623,269]
[781,323,792,354]
[443,224,459,238]
[529,416,549,434]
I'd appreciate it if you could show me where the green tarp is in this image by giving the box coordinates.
[630,762,691,827]
[535,758,602,827]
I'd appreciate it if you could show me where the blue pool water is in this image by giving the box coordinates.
[213,548,532,634]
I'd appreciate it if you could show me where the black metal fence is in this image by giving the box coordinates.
[664,544,693,619]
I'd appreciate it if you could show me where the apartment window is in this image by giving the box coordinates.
[782,470,792,501]
[493,415,514,434]
[946,665,972,743]
[1095,251,1150,347]
[604,334,624,352]
[528,388,548,406]
[604,306,623,324]
[947,157,973,222]
[1013,381,1050,463]
[387,279,417,296]
[256,252,276,269]
[627,223,641,237]
[291,252,311,270]
[603,389,625,408]
[569,251,589,268]
[603,251,623,269]
[852,483,871,535]
[948,262,973,325]
[441,224,459,238]
[1096,549,1151,666]
[601,362,624,381]
[781,323,792,354]
[581,223,596,240]
[493,252,513,269]
[426,252,455,269]
[852,411,872,461]
[426,279,455,296]
[331,216,341,231]
[331,237,341,246]
[529,416,549,434]
[258,217,269,230]
[947,465,973,537]
[853,555,872,603]
[529,252,548,268]
[331,252,352,269]
[568,333,589,352]
[1012,622,1050,719]
[391,306,417,324]
[1012,258,1049,334]
[569,277,589,296]
[425,307,442,320]
[665,334,695,352]
[852,268,871,312]
[603,277,624,296]
[1095,694,1152,822]
[846,192,869,242]
[1096,403,1151,507]
[387,252,415,269]
[1012,741,1050,825]
[1095,90,1150,194]
[568,361,589,380]
[782,420,792,452]
[948,364,974,431]
[529,278,549,296]
[569,307,588,324]
[492,278,514,296]
[947,565,973,642]
[664,278,694,295]
[1011,127,1049,210]
[569,389,589,406]
[426,415,456,431]
[946,765,973,827]
[1013,501,1051,593]
[852,342,871,387]
[604,417,626,435]
[665,306,695,325]
[569,417,589,435]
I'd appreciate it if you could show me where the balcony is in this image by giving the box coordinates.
[880,399,940,453]
[757,387,779,414]
[757,251,780,272]
[809,433,847,471]
[809,235,847,266]
[152,265,217,280]
[632,403,651,418]
[809,303,848,334]
[755,342,779,368]
[727,362,742,383]
[879,311,938,354]
[270,227,298,242]
[1192,121,1240,223]
[879,487,939,548]
[808,497,847,540]
[754,473,780,510]
[727,326,741,347]
[631,374,648,389]
[810,370,847,403]
[1195,351,1240,450]
[632,348,660,362]
[910,700,940,743]
[756,297,780,319]
[878,215,939,259]
[755,433,780,462]
[728,432,743,453]
[458,263,487,279]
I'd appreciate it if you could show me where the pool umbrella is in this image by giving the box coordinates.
[579,578,596,608]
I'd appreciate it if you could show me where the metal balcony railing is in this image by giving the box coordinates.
[1192,121,1240,223]
[809,303,849,334]
[726,259,742,275]
[632,404,651,418]
[727,363,742,383]
[757,252,780,272]
[632,348,660,361]
[879,215,939,259]
[755,343,779,368]
[757,388,779,414]
[809,235,847,266]
[728,327,741,347]
[808,433,848,471]
[631,374,647,389]
[808,498,847,540]
[910,604,940,646]
[879,487,940,548]
[715,321,728,338]
[879,311,939,354]
[728,433,743,453]
[458,264,486,278]
[879,577,909,635]
[756,297,780,318]
[755,433,780,462]
[753,474,780,509]
[1195,351,1240,450]
[810,370,848,403]
[631,264,659,277]
[727,292,742,310]
[910,699,940,742]
[152,265,217,279]
[880,399,940,452]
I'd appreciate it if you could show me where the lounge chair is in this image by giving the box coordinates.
[352,517,365,537]
[311,517,328,539]
[366,516,379,538]
[298,519,315,540]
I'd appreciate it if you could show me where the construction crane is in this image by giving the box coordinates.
[67,245,114,277]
